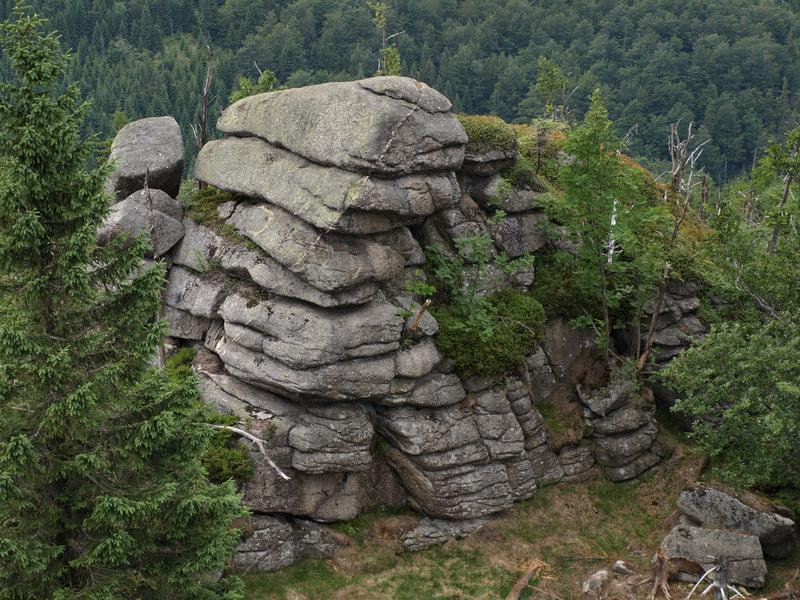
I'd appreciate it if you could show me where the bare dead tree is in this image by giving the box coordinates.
[190,45,214,190]
[636,123,709,373]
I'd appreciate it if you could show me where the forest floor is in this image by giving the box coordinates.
[241,435,799,600]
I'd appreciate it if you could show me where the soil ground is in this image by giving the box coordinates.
[242,440,799,599]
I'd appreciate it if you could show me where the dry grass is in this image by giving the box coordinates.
[242,442,797,599]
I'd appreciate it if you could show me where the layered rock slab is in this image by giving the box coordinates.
[678,486,797,558]
[217,76,467,176]
[227,202,405,293]
[173,219,378,307]
[195,136,459,233]
[219,291,403,369]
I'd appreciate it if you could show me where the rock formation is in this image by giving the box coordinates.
[104,76,675,571]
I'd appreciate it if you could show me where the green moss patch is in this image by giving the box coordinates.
[181,185,257,249]
[457,114,517,156]
[432,289,545,377]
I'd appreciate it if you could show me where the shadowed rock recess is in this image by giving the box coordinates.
[106,76,677,570]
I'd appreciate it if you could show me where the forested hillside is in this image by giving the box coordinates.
[1,0,799,179]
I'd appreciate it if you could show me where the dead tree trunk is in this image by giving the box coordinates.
[191,45,213,190]
[636,122,709,374]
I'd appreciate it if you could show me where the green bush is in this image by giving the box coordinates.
[433,289,545,376]
[529,251,592,320]
[457,114,517,156]
[202,426,256,486]
[181,185,236,225]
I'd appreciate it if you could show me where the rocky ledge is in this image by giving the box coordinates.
[103,76,678,571]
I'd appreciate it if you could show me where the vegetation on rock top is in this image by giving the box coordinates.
[457,114,517,156]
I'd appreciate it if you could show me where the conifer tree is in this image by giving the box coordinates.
[0,4,245,598]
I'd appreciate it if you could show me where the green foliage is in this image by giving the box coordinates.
[433,289,545,377]
[661,316,800,489]
[516,122,565,184]
[457,114,517,156]
[545,90,672,360]
[535,56,569,120]
[405,269,436,298]
[183,185,236,224]
[380,46,402,76]
[164,348,254,487]
[0,6,244,598]
[181,185,256,249]
[201,427,256,487]
[500,154,544,190]
[228,68,282,104]
[164,345,198,379]
[530,251,593,320]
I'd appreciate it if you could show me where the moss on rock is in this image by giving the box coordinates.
[457,114,517,156]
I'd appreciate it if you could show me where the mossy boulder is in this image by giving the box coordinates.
[457,115,518,176]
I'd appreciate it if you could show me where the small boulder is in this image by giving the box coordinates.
[107,116,184,201]
[98,189,184,256]
[678,485,797,558]
[660,524,767,588]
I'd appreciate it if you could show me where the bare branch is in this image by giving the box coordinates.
[208,424,291,481]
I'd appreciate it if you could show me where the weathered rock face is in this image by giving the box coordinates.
[195,136,459,233]
[109,76,684,572]
[217,76,467,176]
[233,514,342,571]
[660,524,767,588]
[107,116,184,201]
[678,486,797,558]
[578,377,669,481]
[98,189,185,257]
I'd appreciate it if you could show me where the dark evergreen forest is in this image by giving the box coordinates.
[2,0,800,179]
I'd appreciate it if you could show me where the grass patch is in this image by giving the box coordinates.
[457,114,517,156]
[241,443,797,599]
[243,559,354,599]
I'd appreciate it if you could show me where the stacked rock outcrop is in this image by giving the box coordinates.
[578,376,671,482]
[106,77,679,570]
[99,116,186,259]
[167,77,570,530]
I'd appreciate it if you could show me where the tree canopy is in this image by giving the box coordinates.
[1,0,798,179]
[0,4,244,597]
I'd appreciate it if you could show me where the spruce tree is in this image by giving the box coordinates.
[0,4,245,598]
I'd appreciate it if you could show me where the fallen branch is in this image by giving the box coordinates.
[208,424,291,480]
[407,299,432,334]
[505,559,547,600]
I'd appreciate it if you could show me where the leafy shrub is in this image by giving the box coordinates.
[457,114,517,155]
[660,316,800,489]
[529,250,593,320]
[433,289,545,376]
[202,424,256,486]
[165,346,198,380]
[229,69,283,104]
